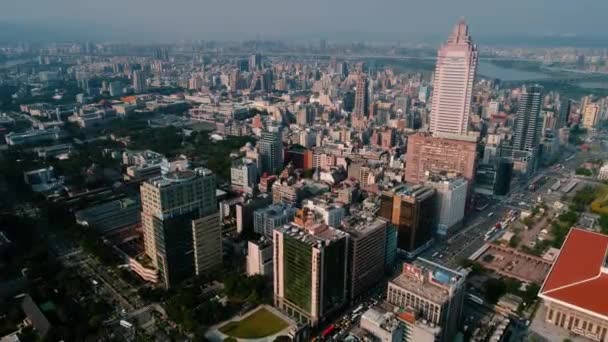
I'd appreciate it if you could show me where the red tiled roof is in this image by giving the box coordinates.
[540,228,608,317]
[398,311,416,324]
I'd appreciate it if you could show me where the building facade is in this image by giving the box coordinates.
[140,168,220,288]
[429,20,478,136]
[273,223,349,327]
[258,130,284,175]
[379,184,436,257]
[405,133,478,185]
[425,176,468,236]
[582,103,600,130]
[341,216,388,302]
[253,203,296,238]
[386,259,466,342]
[246,239,273,277]
[538,228,608,342]
[511,85,543,176]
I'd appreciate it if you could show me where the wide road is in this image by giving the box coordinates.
[420,165,555,269]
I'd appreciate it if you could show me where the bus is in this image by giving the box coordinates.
[321,325,335,339]
[352,305,364,315]
[468,294,484,305]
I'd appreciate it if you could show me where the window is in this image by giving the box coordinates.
[548,309,554,321]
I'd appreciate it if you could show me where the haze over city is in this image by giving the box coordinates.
[2,0,608,42]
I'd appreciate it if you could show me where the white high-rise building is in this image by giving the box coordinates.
[425,176,468,236]
[132,70,147,94]
[430,20,478,136]
[230,158,258,193]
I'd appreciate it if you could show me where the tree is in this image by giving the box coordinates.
[558,211,579,224]
[600,214,608,235]
[509,235,521,248]
[484,278,506,304]
[522,283,541,304]
[575,167,593,176]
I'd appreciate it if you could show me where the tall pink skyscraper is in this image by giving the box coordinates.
[430,20,478,136]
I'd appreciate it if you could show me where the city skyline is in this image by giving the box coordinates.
[2,2,608,341]
[2,0,608,43]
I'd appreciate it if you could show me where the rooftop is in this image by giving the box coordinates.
[340,215,388,239]
[385,183,435,199]
[390,258,465,305]
[276,222,348,247]
[146,167,213,188]
[540,228,608,319]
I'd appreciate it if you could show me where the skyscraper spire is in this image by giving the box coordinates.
[448,19,471,45]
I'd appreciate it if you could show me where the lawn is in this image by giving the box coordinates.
[219,307,289,339]
[591,186,608,215]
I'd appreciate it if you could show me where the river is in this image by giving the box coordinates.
[477,61,549,81]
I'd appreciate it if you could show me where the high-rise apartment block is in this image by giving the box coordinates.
[273,223,349,326]
[430,20,478,136]
[352,75,369,129]
[386,259,466,342]
[140,168,220,288]
[341,216,388,301]
[379,184,436,257]
[249,53,262,71]
[511,85,543,176]
[258,130,284,175]
[132,70,146,94]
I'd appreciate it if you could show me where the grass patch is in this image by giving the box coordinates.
[590,186,608,215]
[219,308,288,338]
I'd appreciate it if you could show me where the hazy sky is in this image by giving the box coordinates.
[2,0,608,42]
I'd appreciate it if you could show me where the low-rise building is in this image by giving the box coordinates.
[302,198,345,228]
[359,302,441,342]
[231,158,258,193]
[386,259,466,342]
[5,127,64,146]
[253,203,296,238]
[75,197,141,234]
[23,167,64,193]
[599,163,608,181]
[538,228,608,342]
